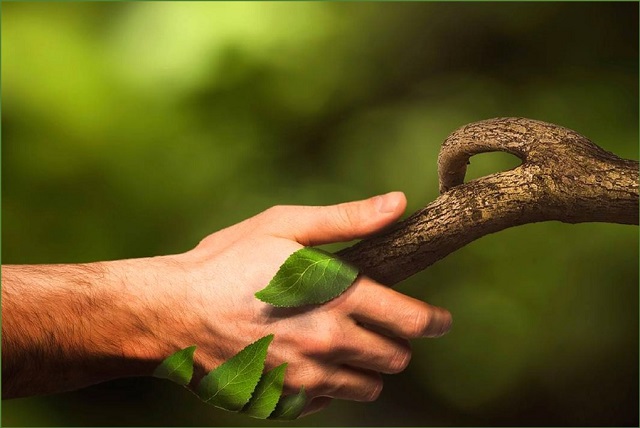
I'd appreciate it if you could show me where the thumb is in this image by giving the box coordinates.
[264,192,407,246]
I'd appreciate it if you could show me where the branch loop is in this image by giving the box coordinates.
[338,117,638,285]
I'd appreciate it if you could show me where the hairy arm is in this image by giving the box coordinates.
[1,261,168,398]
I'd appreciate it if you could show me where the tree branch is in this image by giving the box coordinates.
[337,117,639,285]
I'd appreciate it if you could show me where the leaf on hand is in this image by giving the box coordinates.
[153,345,196,386]
[242,363,287,419]
[255,247,359,307]
[197,334,273,411]
[269,386,307,420]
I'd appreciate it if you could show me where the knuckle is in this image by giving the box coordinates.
[263,205,287,219]
[407,303,432,338]
[387,346,412,374]
[305,374,326,395]
[287,364,325,394]
[306,326,337,356]
[257,205,296,232]
[330,204,357,236]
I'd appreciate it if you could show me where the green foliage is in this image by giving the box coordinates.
[255,247,359,307]
[242,363,288,419]
[197,335,273,411]
[155,337,306,420]
[270,387,307,421]
[153,345,196,386]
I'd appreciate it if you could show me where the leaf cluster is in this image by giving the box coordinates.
[154,336,306,420]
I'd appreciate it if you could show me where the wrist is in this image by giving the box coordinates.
[104,254,195,377]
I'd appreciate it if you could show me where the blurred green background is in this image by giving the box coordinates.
[1,2,638,426]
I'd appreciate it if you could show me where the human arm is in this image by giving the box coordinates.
[1,260,174,398]
[1,192,452,414]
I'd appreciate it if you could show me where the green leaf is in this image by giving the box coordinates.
[152,345,196,386]
[255,247,359,307]
[197,334,273,411]
[269,386,307,420]
[242,363,288,419]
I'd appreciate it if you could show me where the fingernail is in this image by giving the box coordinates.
[438,313,452,337]
[424,308,452,338]
[375,192,401,214]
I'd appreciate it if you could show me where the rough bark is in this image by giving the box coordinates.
[337,117,639,286]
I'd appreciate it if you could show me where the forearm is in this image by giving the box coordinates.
[1,260,169,399]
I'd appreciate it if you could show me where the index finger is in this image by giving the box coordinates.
[344,277,452,339]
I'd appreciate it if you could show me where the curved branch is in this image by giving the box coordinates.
[337,117,639,285]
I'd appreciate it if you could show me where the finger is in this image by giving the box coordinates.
[335,321,413,374]
[346,278,452,339]
[322,367,383,402]
[260,192,407,246]
[282,364,382,403]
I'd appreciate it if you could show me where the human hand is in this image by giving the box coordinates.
[123,192,452,416]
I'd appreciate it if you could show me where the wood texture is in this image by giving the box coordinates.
[337,117,639,285]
